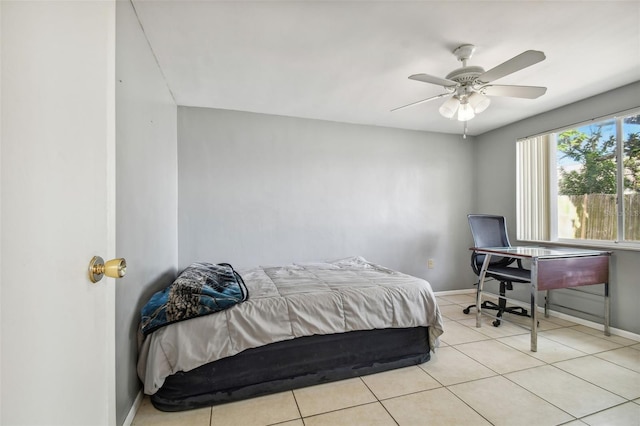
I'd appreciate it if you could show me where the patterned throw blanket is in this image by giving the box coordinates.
[141,262,248,336]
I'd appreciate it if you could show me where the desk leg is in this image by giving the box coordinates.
[544,290,550,318]
[530,260,538,352]
[476,254,492,328]
[604,282,610,336]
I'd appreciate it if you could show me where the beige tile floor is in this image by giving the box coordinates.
[132,293,640,426]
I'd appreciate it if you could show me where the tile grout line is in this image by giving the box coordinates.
[133,304,639,425]
[451,304,634,356]
[574,400,638,423]
[442,385,497,425]
[298,401,386,423]
[444,313,637,424]
[550,357,639,402]
[356,377,400,426]
[289,390,305,425]
[499,365,579,423]
[445,324,570,425]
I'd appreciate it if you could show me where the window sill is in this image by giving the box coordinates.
[516,239,640,252]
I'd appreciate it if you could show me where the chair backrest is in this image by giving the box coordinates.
[468,214,514,273]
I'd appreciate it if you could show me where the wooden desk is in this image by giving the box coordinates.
[471,246,611,352]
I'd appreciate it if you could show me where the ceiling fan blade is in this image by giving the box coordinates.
[391,93,451,112]
[481,85,547,99]
[409,73,458,88]
[476,50,546,84]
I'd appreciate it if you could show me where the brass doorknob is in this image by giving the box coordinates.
[88,256,126,283]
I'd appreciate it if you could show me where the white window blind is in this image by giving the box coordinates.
[516,135,550,241]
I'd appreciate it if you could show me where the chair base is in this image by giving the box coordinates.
[463,300,529,327]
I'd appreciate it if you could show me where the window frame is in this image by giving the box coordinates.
[517,107,640,251]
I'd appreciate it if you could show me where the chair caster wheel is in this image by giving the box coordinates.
[463,308,470,314]
[492,320,501,327]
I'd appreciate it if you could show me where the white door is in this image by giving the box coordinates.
[1,1,117,424]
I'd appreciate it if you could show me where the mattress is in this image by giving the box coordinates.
[152,326,431,411]
[138,256,444,395]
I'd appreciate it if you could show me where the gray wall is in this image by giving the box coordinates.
[115,2,178,424]
[178,107,477,291]
[475,81,640,334]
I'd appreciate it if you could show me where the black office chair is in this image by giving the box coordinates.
[463,214,531,327]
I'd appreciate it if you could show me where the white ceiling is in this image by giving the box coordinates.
[131,0,640,136]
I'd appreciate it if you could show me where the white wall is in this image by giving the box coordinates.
[178,107,477,290]
[115,1,177,424]
[475,81,640,334]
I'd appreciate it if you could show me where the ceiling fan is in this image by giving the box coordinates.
[393,44,547,130]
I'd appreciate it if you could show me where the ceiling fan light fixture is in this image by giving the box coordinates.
[468,92,491,113]
[439,96,460,119]
[457,101,475,121]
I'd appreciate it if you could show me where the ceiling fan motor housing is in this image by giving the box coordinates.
[445,66,485,85]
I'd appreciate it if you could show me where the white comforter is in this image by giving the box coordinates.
[137,256,444,395]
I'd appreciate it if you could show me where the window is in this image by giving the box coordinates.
[517,110,640,245]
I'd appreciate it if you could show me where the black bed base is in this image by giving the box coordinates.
[151,326,431,412]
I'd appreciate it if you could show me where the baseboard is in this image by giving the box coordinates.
[538,306,640,342]
[434,289,640,342]
[122,390,144,426]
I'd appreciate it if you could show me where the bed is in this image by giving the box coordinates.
[137,256,444,411]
